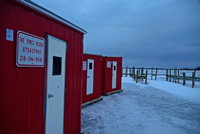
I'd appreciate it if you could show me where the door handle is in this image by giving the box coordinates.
[87,76,89,78]
[48,93,54,98]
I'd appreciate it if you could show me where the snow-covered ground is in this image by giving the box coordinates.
[81,75,200,134]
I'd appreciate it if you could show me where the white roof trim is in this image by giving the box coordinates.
[16,0,87,34]
[83,53,102,56]
[102,56,123,57]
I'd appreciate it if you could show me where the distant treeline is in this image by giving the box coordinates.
[182,67,200,70]
[122,66,200,70]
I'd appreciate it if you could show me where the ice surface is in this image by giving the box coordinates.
[81,75,200,134]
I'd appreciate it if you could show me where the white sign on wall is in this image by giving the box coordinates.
[107,61,111,68]
[6,28,14,41]
[16,31,45,67]
[83,61,87,70]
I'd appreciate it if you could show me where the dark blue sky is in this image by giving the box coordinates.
[33,0,200,68]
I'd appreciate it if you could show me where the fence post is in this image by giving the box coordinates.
[155,68,158,80]
[166,69,168,81]
[169,69,171,82]
[141,67,144,75]
[141,67,144,81]
[151,67,153,80]
[183,72,185,86]
[174,67,177,83]
[145,70,148,84]
[192,72,195,88]
[138,68,140,75]
[136,70,138,83]
[178,69,179,83]
[132,66,135,81]
[172,69,175,82]
[125,66,128,77]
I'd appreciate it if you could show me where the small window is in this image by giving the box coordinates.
[89,63,92,69]
[52,56,62,75]
[114,66,116,70]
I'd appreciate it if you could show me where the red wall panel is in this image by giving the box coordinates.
[0,0,84,134]
[101,57,122,94]
[82,54,102,104]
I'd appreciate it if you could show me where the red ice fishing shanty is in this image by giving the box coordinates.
[101,56,123,95]
[81,54,103,106]
[0,0,86,134]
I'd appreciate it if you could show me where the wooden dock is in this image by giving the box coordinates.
[166,68,200,88]
[123,66,200,88]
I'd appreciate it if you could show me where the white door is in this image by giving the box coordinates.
[112,61,117,89]
[45,35,66,134]
[86,59,94,95]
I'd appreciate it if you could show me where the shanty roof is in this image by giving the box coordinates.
[16,0,87,34]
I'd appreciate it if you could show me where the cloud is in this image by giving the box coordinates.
[33,0,200,68]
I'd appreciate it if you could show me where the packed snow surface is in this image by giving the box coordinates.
[81,75,200,134]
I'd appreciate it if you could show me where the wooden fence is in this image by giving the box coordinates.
[125,67,148,84]
[122,67,200,88]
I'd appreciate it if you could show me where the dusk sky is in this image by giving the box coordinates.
[33,0,200,68]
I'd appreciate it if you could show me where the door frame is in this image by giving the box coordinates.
[43,34,67,134]
[112,61,117,89]
[86,59,94,95]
